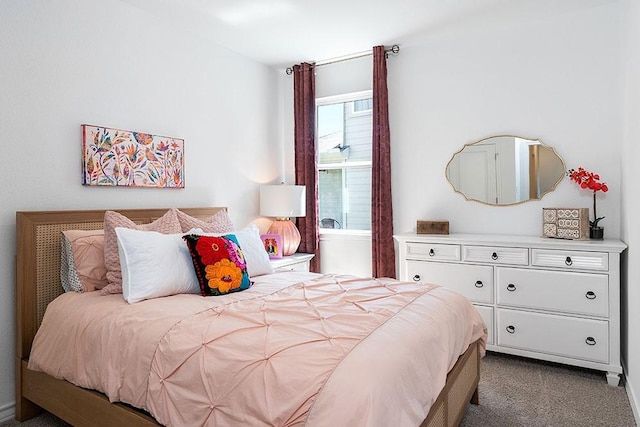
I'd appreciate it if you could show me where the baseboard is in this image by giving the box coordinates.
[626,376,640,425]
[0,401,15,423]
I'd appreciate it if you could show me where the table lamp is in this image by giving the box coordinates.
[260,184,306,256]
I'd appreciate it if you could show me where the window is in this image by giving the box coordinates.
[316,91,372,231]
[351,98,373,114]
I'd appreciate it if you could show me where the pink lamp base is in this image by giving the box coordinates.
[267,219,301,256]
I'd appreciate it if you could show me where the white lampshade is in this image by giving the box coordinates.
[260,185,306,219]
[260,184,306,256]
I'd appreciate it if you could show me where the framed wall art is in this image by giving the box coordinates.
[261,234,283,259]
[82,124,184,188]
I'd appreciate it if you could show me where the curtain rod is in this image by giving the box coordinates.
[285,44,399,75]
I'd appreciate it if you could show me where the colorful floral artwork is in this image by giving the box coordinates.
[82,124,184,188]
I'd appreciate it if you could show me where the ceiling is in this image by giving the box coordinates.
[120,0,617,69]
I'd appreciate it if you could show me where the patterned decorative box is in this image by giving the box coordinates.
[542,208,589,240]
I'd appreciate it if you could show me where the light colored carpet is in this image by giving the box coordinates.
[461,352,636,427]
[2,352,636,426]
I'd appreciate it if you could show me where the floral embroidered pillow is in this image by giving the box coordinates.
[183,234,251,296]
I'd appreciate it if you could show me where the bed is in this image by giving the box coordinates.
[15,207,486,426]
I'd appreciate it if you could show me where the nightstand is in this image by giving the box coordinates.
[270,253,315,272]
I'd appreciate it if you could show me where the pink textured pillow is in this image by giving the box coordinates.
[61,229,108,292]
[174,208,234,233]
[102,209,181,295]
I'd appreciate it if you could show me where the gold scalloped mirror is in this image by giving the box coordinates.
[446,136,565,206]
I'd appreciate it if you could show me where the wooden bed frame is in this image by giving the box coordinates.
[15,208,481,427]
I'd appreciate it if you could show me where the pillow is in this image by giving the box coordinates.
[182,234,251,296]
[102,209,182,295]
[231,225,274,277]
[115,227,200,303]
[60,230,108,293]
[174,208,235,233]
[199,225,273,277]
[61,234,82,293]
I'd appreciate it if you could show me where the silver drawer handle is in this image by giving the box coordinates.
[585,337,596,346]
[585,291,596,300]
[506,325,515,334]
[565,256,573,266]
[413,274,421,282]
[475,280,483,288]
[507,283,516,292]
[491,252,498,260]
[429,248,435,257]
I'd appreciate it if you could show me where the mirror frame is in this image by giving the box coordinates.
[445,135,566,206]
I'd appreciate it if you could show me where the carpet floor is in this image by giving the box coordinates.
[3,352,637,426]
[461,352,636,427]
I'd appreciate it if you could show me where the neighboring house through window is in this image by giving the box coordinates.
[316,90,372,231]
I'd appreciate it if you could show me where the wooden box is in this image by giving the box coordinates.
[417,220,449,235]
[542,208,589,240]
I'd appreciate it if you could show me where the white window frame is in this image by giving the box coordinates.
[317,90,372,107]
[316,90,373,235]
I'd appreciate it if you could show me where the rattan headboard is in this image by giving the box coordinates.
[15,207,225,361]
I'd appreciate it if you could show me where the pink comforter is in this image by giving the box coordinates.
[29,272,486,426]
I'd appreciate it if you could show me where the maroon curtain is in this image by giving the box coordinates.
[371,46,396,278]
[293,63,320,272]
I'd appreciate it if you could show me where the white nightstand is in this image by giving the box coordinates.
[270,253,315,272]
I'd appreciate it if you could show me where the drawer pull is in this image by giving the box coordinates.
[565,256,573,266]
[413,274,421,282]
[491,252,498,260]
[585,291,596,300]
[506,325,516,334]
[475,280,483,288]
[429,249,435,257]
[507,283,517,292]
[585,337,597,346]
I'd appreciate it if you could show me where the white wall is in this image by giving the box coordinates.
[0,0,280,420]
[319,232,372,277]
[622,0,640,421]
[391,3,624,238]
[281,2,626,278]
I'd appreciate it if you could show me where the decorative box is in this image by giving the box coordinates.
[417,220,449,235]
[542,208,589,240]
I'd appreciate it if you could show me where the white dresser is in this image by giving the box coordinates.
[394,233,627,385]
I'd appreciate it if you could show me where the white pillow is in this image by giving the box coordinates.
[233,225,274,277]
[199,225,274,277]
[115,227,200,304]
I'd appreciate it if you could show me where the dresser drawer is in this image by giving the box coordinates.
[496,268,609,317]
[407,260,493,304]
[463,245,528,266]
[531,249,608,271]
[474,305,494,345]
[405,242,461,262]
[496,308,609,363]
